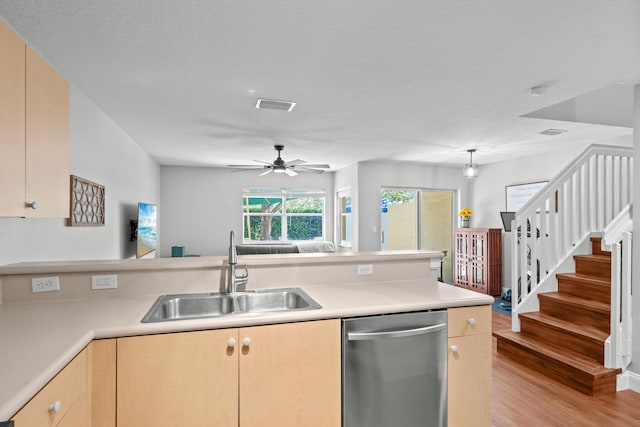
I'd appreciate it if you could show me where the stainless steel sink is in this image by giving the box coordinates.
[141,287,321,323]
[235,289,319,313]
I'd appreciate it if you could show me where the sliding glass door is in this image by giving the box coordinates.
[381,188,454,283]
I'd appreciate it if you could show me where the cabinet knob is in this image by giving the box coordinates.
[49,400,61,413]
[243,337,251,346]
[227,338,237,347]
[468,318,476,326]
[26,201,38,210]
[450,345,458,353]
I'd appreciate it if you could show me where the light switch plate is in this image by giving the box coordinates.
[357,264,373,275]
[92,274,117,290]
[32,276,60,293]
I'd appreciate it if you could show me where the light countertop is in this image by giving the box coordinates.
[0,250,442,275]
[0,279,492,420]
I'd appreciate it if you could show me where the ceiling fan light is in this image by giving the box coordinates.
[227,144,329,177]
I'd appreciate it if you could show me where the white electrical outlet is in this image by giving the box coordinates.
[92,274,117,290]
[357,264,373,275]
[31,276,60,293]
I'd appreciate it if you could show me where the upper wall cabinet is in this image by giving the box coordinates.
[0,20,70,218]
[0,20,26,216]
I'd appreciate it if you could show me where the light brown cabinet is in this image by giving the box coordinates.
[116,319,341,427]
[12,347,89,427]
[454,228,502,295]
[447,305,492,427]
[90,339,117,427]
[0,20,69,218]
[11,311,491,426]
[117,328,238,426]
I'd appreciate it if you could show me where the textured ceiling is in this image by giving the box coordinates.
[1,0,639,170]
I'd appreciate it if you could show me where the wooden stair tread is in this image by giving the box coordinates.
[556,272,610,286]
[493,330,618,377]
[574,254,611,263]
[538,292,610,314]
[519,312,609,342]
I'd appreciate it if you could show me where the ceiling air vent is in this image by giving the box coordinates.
[255,98,296,111]
[537,128,567,136]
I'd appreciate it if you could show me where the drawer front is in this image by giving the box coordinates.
[56,394,88,427]
[12,348,87,427]
[448,305,491,338]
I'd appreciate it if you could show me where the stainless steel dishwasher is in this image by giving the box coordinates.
[342,310,447,427]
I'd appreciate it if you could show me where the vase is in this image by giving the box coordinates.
[461,217,470,228]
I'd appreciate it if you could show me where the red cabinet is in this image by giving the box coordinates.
[454,228,502,296]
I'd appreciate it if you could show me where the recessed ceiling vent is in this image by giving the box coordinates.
[255,98,296,111]
[537,128,567,136]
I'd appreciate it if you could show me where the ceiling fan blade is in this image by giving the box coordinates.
[228,164,264,169]
[296,163,330,169]
[230,168,265,172]
[259,168,273,176]
[294,167,326,174]
[284,159,305,166]
[285,168,298,177]
[253,159,274,165]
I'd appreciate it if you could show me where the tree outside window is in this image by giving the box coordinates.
[243,189,325,241]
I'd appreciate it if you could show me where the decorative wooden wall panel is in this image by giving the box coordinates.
[67,175,105,226]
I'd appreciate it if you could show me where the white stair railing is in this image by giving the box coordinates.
[511,145,633,319]
[602,205,633,370]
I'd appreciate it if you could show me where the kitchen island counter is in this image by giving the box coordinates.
[0,279,491,420]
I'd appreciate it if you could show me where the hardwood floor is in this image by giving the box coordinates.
[491,311,640,426]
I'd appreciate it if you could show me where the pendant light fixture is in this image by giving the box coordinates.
[463,149,478,178]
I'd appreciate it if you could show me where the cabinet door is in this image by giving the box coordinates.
[239,319,341,427]
[91,339,116,427]
[448,333,492,427]
[117,329,239,427]
[25,46,70,218]
[469,231,488,292]
[0,20,26,216]
[454,230,469,287]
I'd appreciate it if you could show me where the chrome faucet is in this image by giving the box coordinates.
[227,230,248,293]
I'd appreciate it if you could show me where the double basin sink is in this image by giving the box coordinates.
[142,287,321,323]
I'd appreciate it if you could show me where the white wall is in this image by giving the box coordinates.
[160,166,334,257]
[0,87,160,265]
[472,145,598,229]
[356,161,470,252]
[630,84,640,380]
[334,163,359,251]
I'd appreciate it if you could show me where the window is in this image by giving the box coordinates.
[243,188,325,242]
[337,190,352,247]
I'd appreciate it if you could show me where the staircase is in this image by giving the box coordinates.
[494,237,621,396]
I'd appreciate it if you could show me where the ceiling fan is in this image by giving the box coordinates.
[227,145,330,176]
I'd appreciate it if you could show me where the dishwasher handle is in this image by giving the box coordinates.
[347,323,446,341]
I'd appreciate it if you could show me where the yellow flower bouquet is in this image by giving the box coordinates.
[459,208,473,219]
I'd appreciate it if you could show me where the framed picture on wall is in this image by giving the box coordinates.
[505,181,548,212]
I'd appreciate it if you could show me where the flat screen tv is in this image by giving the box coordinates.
[136,202,157,258]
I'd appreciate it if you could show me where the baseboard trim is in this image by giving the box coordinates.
[617,369,640,392]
